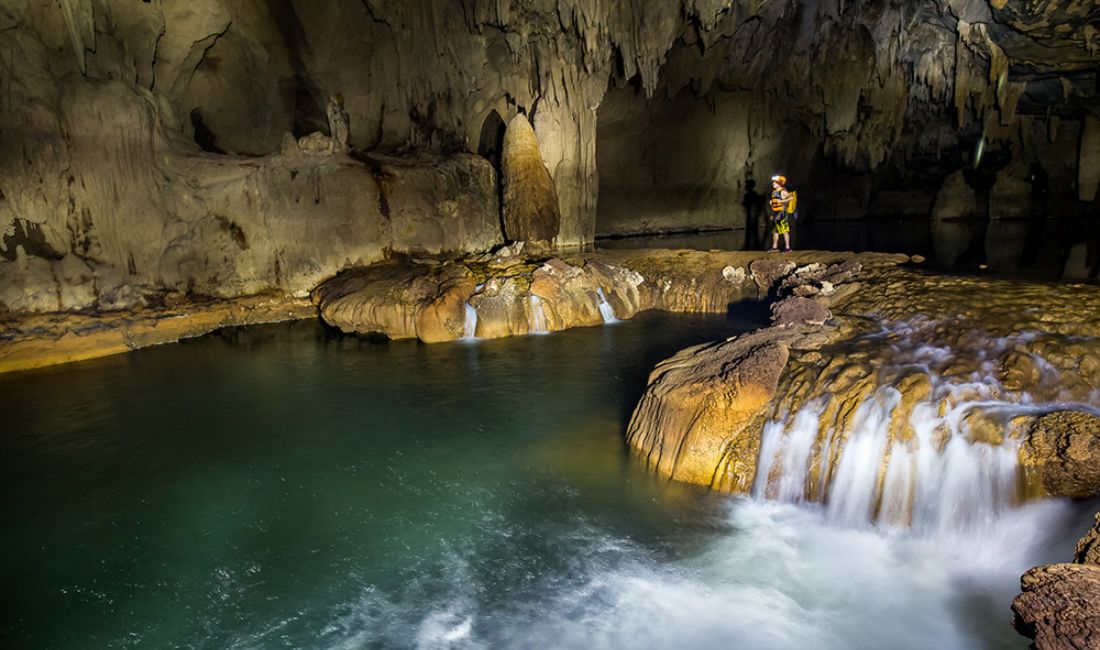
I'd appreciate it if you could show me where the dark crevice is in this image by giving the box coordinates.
[190,108,225,154]
[267,0,327,138]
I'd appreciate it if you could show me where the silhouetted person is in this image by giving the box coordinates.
[741,179,765,250]
[1020,162,1049,268]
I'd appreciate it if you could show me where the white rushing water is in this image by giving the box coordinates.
[753,320,1098,533]
[529,295,549,334]
[595,288,618,323]
[462,302,478,339]
[306,498,1084,650]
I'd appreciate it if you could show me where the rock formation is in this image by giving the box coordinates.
[625,261,1100,508]
[1020,411,1100,499]
[312,250,907,343]
[501,115,562,246]
[1014,514,1100,649]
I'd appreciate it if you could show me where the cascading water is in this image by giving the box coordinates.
[753,320,1096,533]
[463,302,478,339]
[462,284,485,340]
[529,295,549,334]
[595,288,617,323]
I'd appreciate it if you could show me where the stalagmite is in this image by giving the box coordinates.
[501,114,562,246]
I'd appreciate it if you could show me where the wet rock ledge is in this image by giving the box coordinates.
[0,293,313,373]
[1014,514,1100,650]
[0,248,908,373]
[624,264,1100,496]
[312,246,908,342]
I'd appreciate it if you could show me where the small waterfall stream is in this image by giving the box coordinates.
[463,302,478,339]
[752,321,1095,532]
[595,288,617,323]
[529,295,549,334]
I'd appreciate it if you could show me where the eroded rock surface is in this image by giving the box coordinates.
[1014,515,1100,650]
[625,264,1100,503]
[0,293,314,373]
[313,250,907,342]
[1020,411,1100,499]
[502,115,562,246]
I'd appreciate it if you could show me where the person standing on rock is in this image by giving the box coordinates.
[768,174,795,252]
[327,93,350,154]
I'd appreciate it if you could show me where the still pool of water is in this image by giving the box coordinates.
[1,312,1093,649]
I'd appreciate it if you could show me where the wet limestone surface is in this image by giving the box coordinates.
[313,249,909,343]
[1014,514,1100,650]
[0,293,315,373]
[626,265,1100,503]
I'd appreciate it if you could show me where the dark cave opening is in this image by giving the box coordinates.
[190,108,226,154]
[477,109,508,237]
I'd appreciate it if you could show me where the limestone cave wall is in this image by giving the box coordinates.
[1,0,1098,314]
[595,0,1098,279]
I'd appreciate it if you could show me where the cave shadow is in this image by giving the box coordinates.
[477,109,508,240]
[741,179,766,251]
[611,307,770,436]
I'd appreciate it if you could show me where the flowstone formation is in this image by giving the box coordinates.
[313,249,909,343]
[626,265,1100,505]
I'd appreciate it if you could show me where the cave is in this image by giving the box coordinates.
[2,1,1099,648]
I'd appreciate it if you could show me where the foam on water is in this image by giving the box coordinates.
[281,498,1082,650]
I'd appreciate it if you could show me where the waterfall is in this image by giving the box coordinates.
[752,321,1085,531]
[529,295,549,335]
[595,288,617,323]
[463,302,478,339]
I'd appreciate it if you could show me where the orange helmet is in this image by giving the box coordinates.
[771,174,787,187]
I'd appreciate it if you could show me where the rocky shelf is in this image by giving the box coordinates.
[312,246,910,342]
[0,247,910,373]
[0,292,314,373]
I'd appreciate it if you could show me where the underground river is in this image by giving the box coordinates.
[2,311,1094,649]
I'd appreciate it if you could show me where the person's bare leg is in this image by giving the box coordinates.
[771,232,779,250]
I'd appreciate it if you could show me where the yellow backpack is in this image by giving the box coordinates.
[786,190,798,216]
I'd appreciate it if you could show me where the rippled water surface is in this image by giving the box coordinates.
[1,312,1092,649]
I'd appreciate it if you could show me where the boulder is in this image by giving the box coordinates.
[625,328,798,489]
[1076,514,1100,566]
[750,258,796,293]
[414,273,475,343]
[468,276,530,339]
[1020,410,1100,498]
[1014,514,1100,650]
[771,296,832,327]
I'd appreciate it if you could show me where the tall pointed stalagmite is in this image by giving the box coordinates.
[501,114,561,246]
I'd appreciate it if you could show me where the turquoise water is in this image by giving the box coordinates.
[1,312,1091,649]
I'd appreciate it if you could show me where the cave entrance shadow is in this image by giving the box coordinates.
[727,298,771,323]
